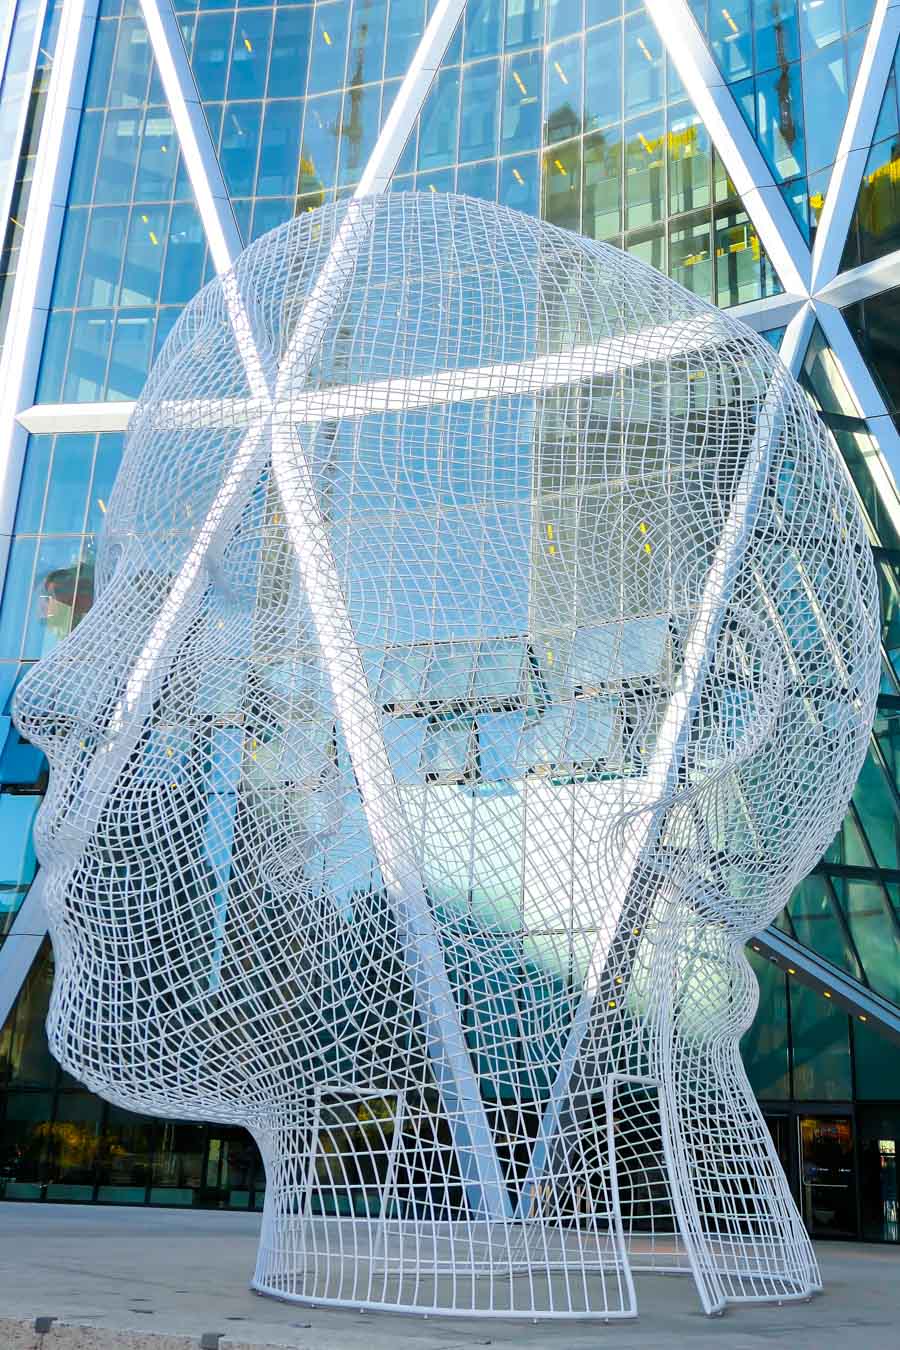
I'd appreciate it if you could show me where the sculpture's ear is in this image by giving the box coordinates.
[689,607,786,782]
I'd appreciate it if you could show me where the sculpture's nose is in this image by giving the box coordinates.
[12,621,110,766]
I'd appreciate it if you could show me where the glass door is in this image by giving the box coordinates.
[799,1115,858,1238]
[763,1114,791,1180]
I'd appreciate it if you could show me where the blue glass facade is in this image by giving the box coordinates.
[0,0,899,1239]
[692,0,877,238]
[33,0,785,413]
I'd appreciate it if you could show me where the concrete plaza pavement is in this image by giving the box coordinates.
[0,1202,898,1349]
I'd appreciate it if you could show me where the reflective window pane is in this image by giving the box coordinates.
[348,0,388,87]
[43,435,94,534]
[752,0,799,71]
[460,59,500,162]
[339,84,380,187]
[548,0,583,41]
[544,35,583,144]
[251,197,293,240]
[268,7,312,98]
[623,12,664,117]
[0,795,39,900]
[498,151,539,214]
[120,206,167,308]
[710,0,752,80]
[95,110,141,203]
[307,1,349,94]
[24,538,92,657]
[741,949,790,1099]
[799,0,842,55]
[107,18,152,109]
[0,539,36,663]
[84,18,118,109]
[107,310,155,400]
[502,50,543,154]
[63,311,113,402]
[257,101,302,196]
[14,438,52,534]
[755,60,805,180]
[384,0,426,80]
[219,102,262,198]
[161,203,206,305]
[585,21,621,131]
[802,40,848,176]
[456,158,498,200]
[465,0,503,60]
[669,212,713,300]
[134,111,177,199]
[790,981,852,1100]
[68,111,103,205]
[542,136,581,231]
[418,68,460,170]
[6,943,56,1089]
[582,126,621,238]
[78,208,127,308]
[301,93,342,193]
[226,10,273,101]
[192,13,233,102]
[624,112,665,229]
[668,104,710,213]
[505,0,544,51]
[35,313,72,405]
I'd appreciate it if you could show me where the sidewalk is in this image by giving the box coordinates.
[0,1202,897,1349]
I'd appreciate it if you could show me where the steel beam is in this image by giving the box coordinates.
[752,926,900,1046]
[0,0,98,552]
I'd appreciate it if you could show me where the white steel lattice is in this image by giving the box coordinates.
[14,194,880,1319]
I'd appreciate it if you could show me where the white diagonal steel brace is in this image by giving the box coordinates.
[0,0,18,87]
[134,0,513,1220]
[0,0,98,554]
[811,0,900,294]
[816,249,900,307]
[644,0,811,297]
[0,0,51,318]
[516,304,815,1218]
[137,0,243,273]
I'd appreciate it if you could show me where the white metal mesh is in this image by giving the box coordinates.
[14,193,879,1319]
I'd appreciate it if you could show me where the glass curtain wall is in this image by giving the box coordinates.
[35,0,784,418]
[690,0,877,240]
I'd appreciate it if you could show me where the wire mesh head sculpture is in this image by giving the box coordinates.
[15,193,879,1320]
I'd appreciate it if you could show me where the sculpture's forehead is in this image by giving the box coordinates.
[113,196,771,548]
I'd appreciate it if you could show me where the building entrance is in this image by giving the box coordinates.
[799,1116,857,1238]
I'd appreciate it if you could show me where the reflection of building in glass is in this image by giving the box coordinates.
[1,0,900,1254]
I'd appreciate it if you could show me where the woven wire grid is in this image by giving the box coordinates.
[14,193,880,1319]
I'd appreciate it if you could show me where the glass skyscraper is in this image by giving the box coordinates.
[1,0,900,1242]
